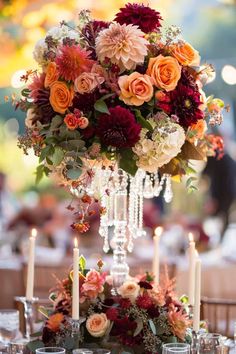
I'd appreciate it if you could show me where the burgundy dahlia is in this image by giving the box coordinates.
[106,307,119,321]
[136,294,153,309]
[114,3,162,33]
[34,89,55,124]
[138,281,153,289]
[158,81,204,128]
[96,106,141,148]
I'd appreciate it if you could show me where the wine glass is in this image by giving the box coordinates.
[73,350,93,354]
[162,343,190,354]
[199,333,222,353]
[0,310,19,345]
[36,348,65,354]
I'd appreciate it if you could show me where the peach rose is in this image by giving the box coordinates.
[171,42,200,67]
[118,72,154,106]
[75,72,104,94]
[44,62,59,88]
[86,313,110,337]
[117,280,140,303]
[49,81,74,114]
[146,55,181,92]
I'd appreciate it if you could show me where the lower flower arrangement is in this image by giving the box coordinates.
[28,258,192,354]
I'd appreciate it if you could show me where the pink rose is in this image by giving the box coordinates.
[118,72,154,106]
[86,313,110,337]
[81,269,104,300]
[74,71,104,94]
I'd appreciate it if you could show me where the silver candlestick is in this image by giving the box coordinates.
[15,296,39,340]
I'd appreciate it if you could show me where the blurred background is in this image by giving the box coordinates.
[0,0,236,335]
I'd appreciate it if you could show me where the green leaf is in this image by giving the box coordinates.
[148,319,157,335]
[67,139,85,149]
[134,110,153,131]
[39,146,54,163]
[38,306,50,319]
[35,165,45,184]
[51,146,64,166]
[21,88,31,97]
[119,149,138,176]
[166,336,178,343]
[180,294,189,304]
[133,318,143,337]
[27,340,44,352]
[94,99,110,114]
[67,168,82,180]
[50,115,63,130]
[30,331,43,338]
[79,255,86,272]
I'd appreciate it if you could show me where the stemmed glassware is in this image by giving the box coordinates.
[0,310,19,346]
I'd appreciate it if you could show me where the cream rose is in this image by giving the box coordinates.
[86,313,110,337]
[117,280,140,303]
[75,72,104,94]
[146,55,181,92]
[118,72,154,106]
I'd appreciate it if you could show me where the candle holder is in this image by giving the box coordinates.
[188,304,194,319]
[70,317,86,337]
[191,330,201,354]
[15,296,39,340]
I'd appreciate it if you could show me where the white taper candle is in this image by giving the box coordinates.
[193,256,201,332]
[26,228,37,300]
[72,238,79,320]
[152,226,163,286]
[188,232,196,306]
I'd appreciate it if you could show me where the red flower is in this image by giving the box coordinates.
[82,21,110,59]
[56,44,94,81]
[106,307,119,321]
[97,106,141,148]
[119,298,131,309]
[64,113,80,130]
[138,281,153,289]
[158,78,204,128]
[136,294,153,309]
[114,3,162,33]
[71,221,90,233]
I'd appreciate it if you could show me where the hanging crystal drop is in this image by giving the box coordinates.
[163,174,173,203]
[143,173,154,198]
[153,172,161,197]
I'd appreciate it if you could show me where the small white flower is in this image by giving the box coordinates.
[33,38,47,65]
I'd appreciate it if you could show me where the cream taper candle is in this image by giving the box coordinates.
[152,226,163,286]
[72,238,79,320]
[26,228,37,300]
[188,232,196,306]
[193,255,201,332]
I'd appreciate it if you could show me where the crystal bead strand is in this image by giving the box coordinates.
[143,173,154,198]
[153,172,160,197]
[127,176,135,251]
[163,174,173,203]
[111,169,129,290]
[98,168,111,253]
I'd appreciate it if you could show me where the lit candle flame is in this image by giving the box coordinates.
[155,226,163,237]
[31,228,37,238]
[188,232,194,242]
[74,237,78,248]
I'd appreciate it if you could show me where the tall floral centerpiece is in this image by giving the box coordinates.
[18,4,225,287]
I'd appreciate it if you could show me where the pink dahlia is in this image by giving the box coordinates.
[114,3,162,33]
[56,44,94,81]
[95,22,148,71]
[96,106,141,148]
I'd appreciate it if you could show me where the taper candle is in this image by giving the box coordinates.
[193,254,201,332]
[188,232,196,306]
[26,228,37,300]
[152,226,163,286]
[72,238,79,320]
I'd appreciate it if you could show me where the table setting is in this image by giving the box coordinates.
[0,1,231,354]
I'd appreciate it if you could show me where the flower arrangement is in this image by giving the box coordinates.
[30,258,192,354]
[17,4,225,230]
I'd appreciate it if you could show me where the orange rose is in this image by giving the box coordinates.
[118,72,154,106]
[146,55,181,92]
[171,42,200,67]
[49,81,74,114]
[188,119,207,142]
[44,62,59,88]
[86,313,110,337]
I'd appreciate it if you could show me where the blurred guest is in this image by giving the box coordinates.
[202,153,236,239]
